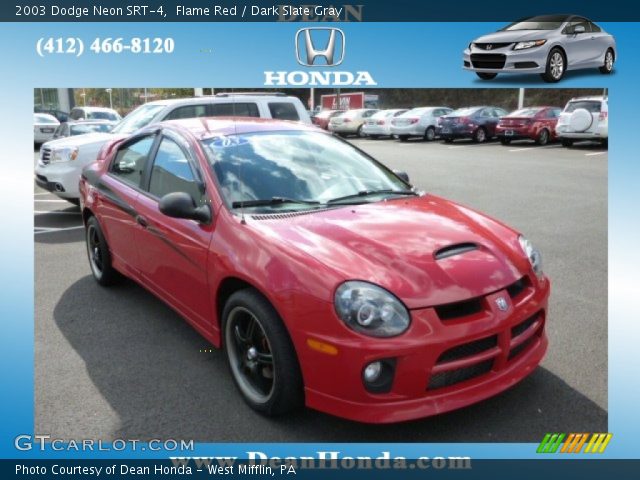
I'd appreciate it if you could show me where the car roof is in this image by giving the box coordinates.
[568,96,606,102]
[144,95,300,108]
[157,117,321,140]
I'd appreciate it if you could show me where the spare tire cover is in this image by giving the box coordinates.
[569,108,593,132]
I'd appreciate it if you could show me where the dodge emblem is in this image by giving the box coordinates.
[495,297,508,311]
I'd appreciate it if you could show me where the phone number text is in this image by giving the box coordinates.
[36,37,175,57]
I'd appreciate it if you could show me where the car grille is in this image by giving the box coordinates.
[427,308,544,390]
[434,276,531,322]
[436,335,498,363]
[470,53,507,69]
[40,146,52,165]
[474,42,512,51]
[428,360,494,390]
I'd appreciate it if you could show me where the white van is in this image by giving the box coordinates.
[556,96,608,147]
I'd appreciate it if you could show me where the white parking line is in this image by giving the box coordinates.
[35,199,68,203]
[34,225,84,235]
[585,151,607,157]
[508,148,534,152]
[447,146,464,149]
[34,192,54,196]
[35,210,80,215]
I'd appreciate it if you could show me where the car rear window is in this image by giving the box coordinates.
[210,102,260,117]
[565,101,602,113]
[88,111,119,121]
[268,102,300,121]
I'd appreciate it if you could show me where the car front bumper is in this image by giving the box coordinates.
[296,274,550,423]
[34,161,81,199]
[463,45,549,74]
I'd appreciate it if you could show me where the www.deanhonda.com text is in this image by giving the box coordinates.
[171,452,472,471]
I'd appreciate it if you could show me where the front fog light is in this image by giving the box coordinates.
[363,361,382,383]
[362,359,397,393]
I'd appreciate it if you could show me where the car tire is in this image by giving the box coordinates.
[85,216,121,286]
[423,126,436,141]
[536,129,550,146]
[223,288,304,416]
[476,72,497,80]
[599,49,614,74]
[356,126,366,138]
[541,48,566,83]
[499,138,511,145]
[399,135,409,142]
[472,127,487,143]
[561,138,574,148]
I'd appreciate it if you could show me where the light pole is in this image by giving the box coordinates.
[106,88,113,109]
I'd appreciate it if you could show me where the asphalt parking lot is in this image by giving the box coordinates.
[34,138,607,442]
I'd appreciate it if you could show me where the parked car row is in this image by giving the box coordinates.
[318,96,608,147]
[33,106,121,145]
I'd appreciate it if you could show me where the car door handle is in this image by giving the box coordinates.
[136,215,149,228]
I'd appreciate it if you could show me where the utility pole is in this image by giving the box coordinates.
[518,88,525,109]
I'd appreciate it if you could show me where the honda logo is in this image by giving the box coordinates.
[295,28,345,67]
[495,297,508,312]
[486,44,493,50]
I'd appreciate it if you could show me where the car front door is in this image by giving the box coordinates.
[562,18,593,67]
[133,131,214,332]
[99,134,158,276]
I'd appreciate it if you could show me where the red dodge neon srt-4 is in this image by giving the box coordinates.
[79,117,550,423]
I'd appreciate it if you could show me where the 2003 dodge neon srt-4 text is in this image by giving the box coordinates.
[79,118,550,423]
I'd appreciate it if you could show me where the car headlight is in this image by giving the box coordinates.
[335,281,410,338]
[513,40,547,50]
[469,42,475,49]
[50,147,79,163]
[518,235,543,277]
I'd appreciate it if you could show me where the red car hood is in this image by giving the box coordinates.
[249,195,526,309]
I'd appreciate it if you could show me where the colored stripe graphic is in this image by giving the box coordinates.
[538,433,612,454]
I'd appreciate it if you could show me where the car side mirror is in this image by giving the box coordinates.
[159,192,211,224]
[394,170,410,184]
[573,25,586,34]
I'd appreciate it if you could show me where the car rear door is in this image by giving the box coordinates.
[133,131,214,332]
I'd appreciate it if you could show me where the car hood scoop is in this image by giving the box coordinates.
[250,196,525,309]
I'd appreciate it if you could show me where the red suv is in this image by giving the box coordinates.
[496,106,562,146]
[80,118,550,423]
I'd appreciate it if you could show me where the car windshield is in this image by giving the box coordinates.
[508,108,543,117]
[87,111,119,121]
[565,101,602,113]
[502,15,567,31]
[111,104,166,134]
[201,130,413,212]
[70,123,113,135]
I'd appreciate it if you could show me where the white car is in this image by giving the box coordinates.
[69,106,122,123]
[328,109,379,137]
[556,96,608,147]
[35,94,311,204]
[390,107,453,141]
[361,109,408,138]
[33,113,60,145]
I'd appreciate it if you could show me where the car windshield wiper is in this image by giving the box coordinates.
[326,189,418,204]
[231,197,321,209]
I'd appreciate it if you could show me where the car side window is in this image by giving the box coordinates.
[547,109,560,118]
[164,104,208,121]
[110,136,156,188]
[589,22,601,33]
[268,102,300,121]
[210,102,260,117]
[362,110,376,118]
[148,137,203,204]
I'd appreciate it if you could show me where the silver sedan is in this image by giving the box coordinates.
[463,14,616,82]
